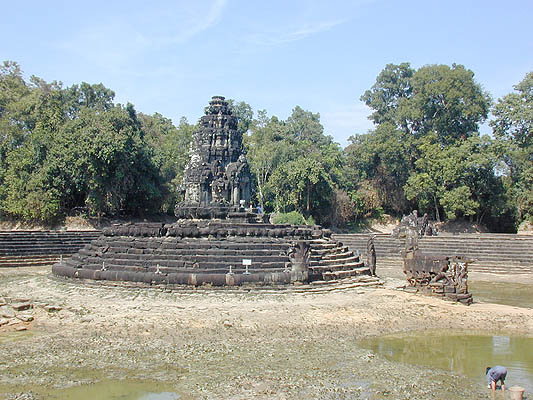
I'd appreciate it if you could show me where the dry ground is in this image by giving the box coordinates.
[0,265,532,399]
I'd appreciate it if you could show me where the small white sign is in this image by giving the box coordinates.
[242,259,252,266]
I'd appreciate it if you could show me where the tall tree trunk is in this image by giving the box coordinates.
[258,184,264,210]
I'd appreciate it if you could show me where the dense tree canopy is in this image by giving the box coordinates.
[244,106,343,224]
[139,113,194,213]
[0,61,188,221]
[490,72,533,223]
[0,60,530,231]
[348,62,504,226]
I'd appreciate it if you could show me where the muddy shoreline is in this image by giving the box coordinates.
[1,266,532,399]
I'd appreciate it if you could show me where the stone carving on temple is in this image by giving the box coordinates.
[176,96,252,219]
[402,234,473,305]
[392,210,437,238]
[52,96,377,288]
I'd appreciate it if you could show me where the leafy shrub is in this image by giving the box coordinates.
[271,211,307,225]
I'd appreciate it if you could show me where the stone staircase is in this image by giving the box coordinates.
[308,240,369,281]
[66,236,292,275]
[56,235,371,284]
[332,233,533,275]
[48,220,378,287]
[0,231,101,267]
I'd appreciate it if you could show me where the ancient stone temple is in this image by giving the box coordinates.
[52,96,376,288]
[176,96,253,220]
[402,233,473,304]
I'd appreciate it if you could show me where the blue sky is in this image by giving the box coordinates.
[2,0,532,146]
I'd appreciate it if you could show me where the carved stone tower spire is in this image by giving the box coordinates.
[176,96,251,219]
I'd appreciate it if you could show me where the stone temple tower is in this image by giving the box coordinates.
[53,95,374,287]
[175,96,252,219]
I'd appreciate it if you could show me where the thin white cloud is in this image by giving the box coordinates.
[243,0,378,47]
[56,0,228,74]
[248,19,346,46]
[165,0,227,44]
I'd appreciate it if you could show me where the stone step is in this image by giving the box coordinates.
[308,242,339,250]
[358,246,525,253]
[0,242,91,249]
[309,261,365,273]
[102,241,291,251]
[322,267,371,280]
[81,248,289,258]
[333,233,533,268]
[310,255,360,266]
[321,251,355,260]
[80,253,289,266]
[310,245,345,254]
[0,247,87,256]
[374,256,533,274]
[334,234,533,242]
[0,255,60,267]
[93,247,289,257]
[75,260,287,273]
[337,243,533,255]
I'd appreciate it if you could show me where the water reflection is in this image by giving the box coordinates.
[469,281,533,309]
[35,380,180,400]
[360,332,533,394]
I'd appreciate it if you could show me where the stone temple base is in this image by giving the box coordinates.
[174,206,266,223]
[52,222,371,288]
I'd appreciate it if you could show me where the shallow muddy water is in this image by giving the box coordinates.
[469,281,533,309]
[3,380,181,400]
[360,331,533,395]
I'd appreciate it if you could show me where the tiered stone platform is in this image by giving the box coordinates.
[52,222,372,287]
[0,230,100,267]
[333,233,533,275]
[308,241,367,281]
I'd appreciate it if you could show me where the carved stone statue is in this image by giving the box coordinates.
[392,210,437,239]
[175,96,253,219]
[366,235,377,276]
[288,241,310,282]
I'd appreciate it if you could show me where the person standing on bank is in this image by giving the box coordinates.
[486,366,507,391]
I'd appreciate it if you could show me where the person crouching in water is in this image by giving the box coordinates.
[486,366,507,391]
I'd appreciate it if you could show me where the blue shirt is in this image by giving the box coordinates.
[487,366,507,384]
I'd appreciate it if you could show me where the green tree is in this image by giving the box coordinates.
[344,123,411,215]
[269,154,331,215]
[245,112,293,210]
[0,67,69,220]
[0,62,163,221]
[349,62,495,223]
[64,82,115,116]
[491,72,533,149]
[227,99,253,134]
[286,106,331,147]
[139,113,193,213]
[360,62,414,125]
[404,134,504,222]
[245,105,342,224]
[51,103,162,218]
[490,72,533,223]
[0,61,32,204]
[399,64,491,145]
